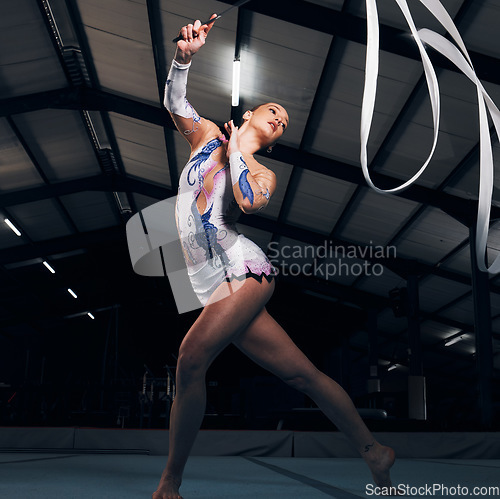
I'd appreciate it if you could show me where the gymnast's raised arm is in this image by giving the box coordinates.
[164,15,220,150]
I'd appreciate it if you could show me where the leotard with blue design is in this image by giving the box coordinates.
[175,138,276,306]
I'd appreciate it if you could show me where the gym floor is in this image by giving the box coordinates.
[1,453,499,498]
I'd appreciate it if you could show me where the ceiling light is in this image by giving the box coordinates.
[232,59,240,107]
[43,261,56,274]
[445,335,463,347]
[87,312,95,320]
[68,289,77,299]
[4,219,21,236]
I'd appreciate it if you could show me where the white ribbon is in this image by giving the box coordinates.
[361,0,441,194]
[361,0,500,273]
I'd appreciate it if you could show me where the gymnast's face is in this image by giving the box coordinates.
[245,103,289,144]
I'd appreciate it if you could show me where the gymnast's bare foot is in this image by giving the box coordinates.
[362,442,396,491]
[152,475,183,499]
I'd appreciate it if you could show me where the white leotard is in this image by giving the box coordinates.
[175,137,276,305]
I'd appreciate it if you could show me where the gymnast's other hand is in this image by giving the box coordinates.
[175,14,216,64]
[224,120,241,157]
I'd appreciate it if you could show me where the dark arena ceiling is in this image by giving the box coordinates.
[0,0,499,429]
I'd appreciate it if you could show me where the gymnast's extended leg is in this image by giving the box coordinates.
[233,307,395,488]
[153,277,275,499]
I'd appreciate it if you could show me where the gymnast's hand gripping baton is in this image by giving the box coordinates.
[172,0,252,43]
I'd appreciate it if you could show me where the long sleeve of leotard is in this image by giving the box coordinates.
[164,59,195,119]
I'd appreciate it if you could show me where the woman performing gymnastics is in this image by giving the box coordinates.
[153,15,396,499]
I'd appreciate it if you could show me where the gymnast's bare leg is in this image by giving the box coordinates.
[233,307,395,489]
[153,277,275,499]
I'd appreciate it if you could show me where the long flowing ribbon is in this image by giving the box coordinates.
[361,0,500,273]
[361,0,441,194]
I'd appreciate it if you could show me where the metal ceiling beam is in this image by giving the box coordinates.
[146,0,180,188]
[0,87,81,116]
[0,86,167,124]
[0,174,174,208]
[217,0,500,85]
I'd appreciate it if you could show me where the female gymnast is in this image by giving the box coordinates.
[153,15,396,499]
